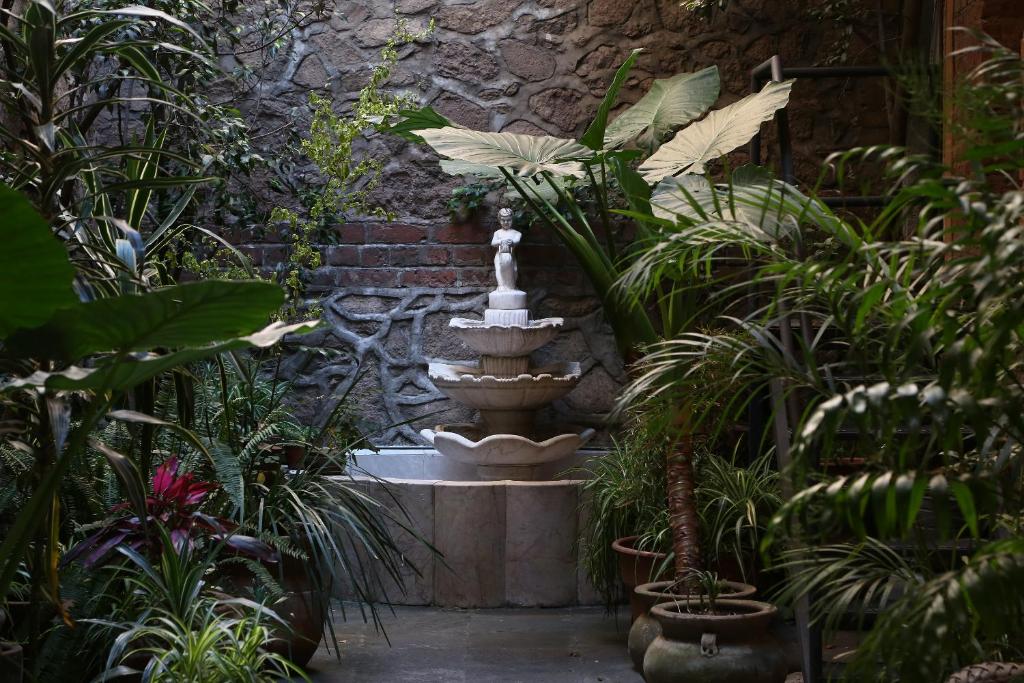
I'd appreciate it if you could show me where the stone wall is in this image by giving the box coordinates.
[229,0,894,446]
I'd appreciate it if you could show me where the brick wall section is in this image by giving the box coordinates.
[229,0,895,445]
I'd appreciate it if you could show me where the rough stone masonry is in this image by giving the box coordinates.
[227,0,894,445]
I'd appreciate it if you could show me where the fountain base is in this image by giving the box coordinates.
[420,423,597,481]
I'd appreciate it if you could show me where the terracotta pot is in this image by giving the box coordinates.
[643,599,787,683]
[611,536,670,620]
[0,641,23,683]
[628,581,757,672]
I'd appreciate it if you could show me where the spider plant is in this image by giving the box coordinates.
[577,418,670,607]
[697,453,782,584]
[98,527,306,682]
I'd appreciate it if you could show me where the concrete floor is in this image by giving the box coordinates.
[303,605,642,683]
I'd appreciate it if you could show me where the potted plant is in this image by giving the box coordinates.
[644,598,787,682]
[628,570,757,671]
[190,352,427,667]
[577,420,671,613]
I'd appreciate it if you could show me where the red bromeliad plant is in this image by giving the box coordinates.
[64,458,276,567]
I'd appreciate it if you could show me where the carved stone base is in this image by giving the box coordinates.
[488,289,527,310]
[484,307,528,326]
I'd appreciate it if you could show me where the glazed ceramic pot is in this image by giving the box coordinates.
[628,581,757,671]
[610,536,670,620]
[643,599,787,683]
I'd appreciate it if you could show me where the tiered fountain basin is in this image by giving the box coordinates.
[427,361,582,413]
[449,317,564,356]
[420,423,597,480]
[335,447,605,608]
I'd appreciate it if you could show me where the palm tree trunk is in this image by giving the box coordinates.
[667,430,702,581]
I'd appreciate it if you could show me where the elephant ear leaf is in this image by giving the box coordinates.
[421,127,591,177]
[638,79,794,182]
[604,65,720,150]
[0,184,77,338]
[650,166,802,241]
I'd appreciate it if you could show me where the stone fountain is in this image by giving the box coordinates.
[421,208,595,480]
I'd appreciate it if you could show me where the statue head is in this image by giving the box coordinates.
[498,207,513,230]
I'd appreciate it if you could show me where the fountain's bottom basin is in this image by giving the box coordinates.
[420,423,596,480]
[335,449,604,608]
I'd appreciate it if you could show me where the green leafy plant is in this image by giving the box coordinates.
[99,528,306,682]
[618,35,1024,681]
[696,454,781,584]
[0,185,315,667]
[447,183,490,222]
[577,419,669,607]
[185,350,429,637]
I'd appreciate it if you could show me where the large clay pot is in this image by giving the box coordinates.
[611,536,670,620]
[628,581,757,672]
[217,554,327,668]
[643,599,787,683]
[267,589,327,668]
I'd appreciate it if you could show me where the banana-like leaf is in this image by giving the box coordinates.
[604,65,720,150]
[422,127,591,178]
[638,79,794,181]
[0,184,77,337]
[5,279,284,362]
[650,165,804,240]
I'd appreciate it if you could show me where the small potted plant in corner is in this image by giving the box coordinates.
[642,570,787,683]
[447,183,489,223]
[578,419,673,616]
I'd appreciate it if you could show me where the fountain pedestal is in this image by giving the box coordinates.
[421,208,594,480]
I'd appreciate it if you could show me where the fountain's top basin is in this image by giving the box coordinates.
[427,361,582,411]
[449,317,564,357]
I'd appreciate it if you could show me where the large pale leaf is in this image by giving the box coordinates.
[638,79,795,182]
[650,166,804,240]
[0,184,77,338]
[421,127,590,178]
[604,66,720,150]
[5,279,284,362]
[439,159,502,178]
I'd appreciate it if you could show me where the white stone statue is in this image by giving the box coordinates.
[491,207,521,292]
